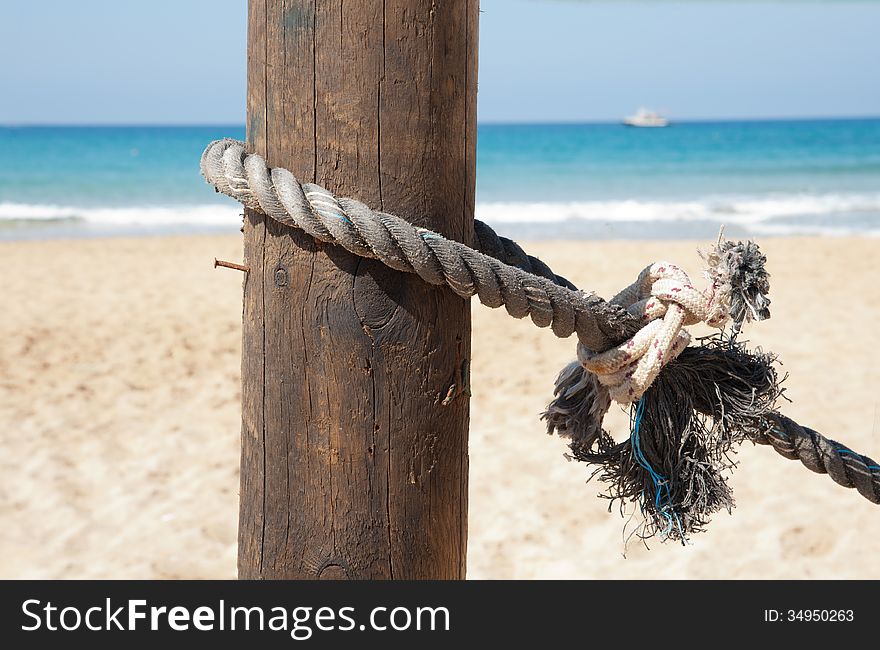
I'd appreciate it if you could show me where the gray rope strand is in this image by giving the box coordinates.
[758,414,880,504]
[472,220,578,291]
[202,138,636,352]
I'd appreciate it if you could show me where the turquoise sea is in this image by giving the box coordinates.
[1,119,879,240]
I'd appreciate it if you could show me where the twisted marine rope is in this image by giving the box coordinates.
[202,138,880,515]
[202,138,637,353]
[760,414,880,504]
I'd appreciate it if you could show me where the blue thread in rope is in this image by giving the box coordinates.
[630,397,685,541]
[317,209,352,225]
[836,448,880,471]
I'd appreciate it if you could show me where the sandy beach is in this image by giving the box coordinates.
[1,233,878,579]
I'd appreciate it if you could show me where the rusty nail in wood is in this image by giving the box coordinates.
[214,258,249,273]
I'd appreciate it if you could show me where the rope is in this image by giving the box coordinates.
[201,138,638,353]
[760,414,880,504]
[202,138,880,511]
[579,261,728,404]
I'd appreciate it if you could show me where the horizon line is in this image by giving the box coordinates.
[2,114,879,128]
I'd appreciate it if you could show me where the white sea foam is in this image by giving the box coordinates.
[475,192,880,229]
[0,202,243,225]
[2,193,878,237]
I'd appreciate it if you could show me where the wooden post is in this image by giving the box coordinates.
[239,1,478,579]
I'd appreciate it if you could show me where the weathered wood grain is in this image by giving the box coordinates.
[240,0,479,579]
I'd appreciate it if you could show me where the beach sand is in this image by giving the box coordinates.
[1,233,878,579]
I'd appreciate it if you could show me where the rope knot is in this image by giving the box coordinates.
[578,261,729,404]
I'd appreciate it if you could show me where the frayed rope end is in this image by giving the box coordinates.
[544,335,783,543]
[544,235,778,543]
[701,231,771,334]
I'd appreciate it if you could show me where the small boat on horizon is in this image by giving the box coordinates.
[623,108,669,128]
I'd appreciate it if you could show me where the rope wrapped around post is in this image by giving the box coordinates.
[202,138,879,542]
[202,138,637,353]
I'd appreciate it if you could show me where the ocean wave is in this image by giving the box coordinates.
[0,202,243,225]
[475,193,880,227]
[2,193,878,237]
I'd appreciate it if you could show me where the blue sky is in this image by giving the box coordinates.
[1,1,878,124]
